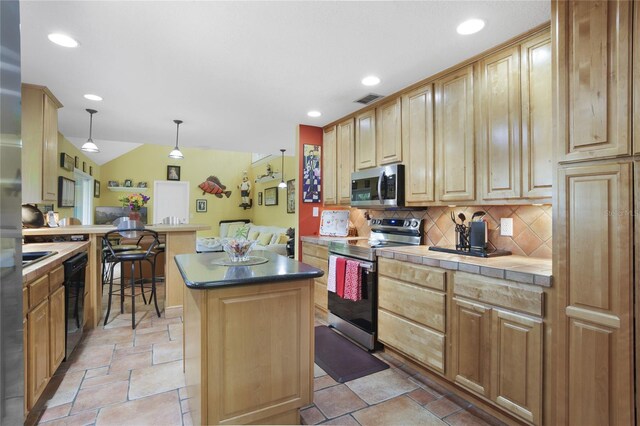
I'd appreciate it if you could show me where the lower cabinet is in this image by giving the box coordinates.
[301,242,329,314]
[27,299,49,410]
[49,285,66,372]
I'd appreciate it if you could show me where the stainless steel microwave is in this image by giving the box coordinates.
[351,164,405,208]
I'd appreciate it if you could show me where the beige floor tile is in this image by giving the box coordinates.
[313,364,326,378]
[180,398,190,413]
[409,374,448,398]
[168,323,183,341]
[352,395,445,426]
[39,409,97,426]
[164,306,183,319]
[135,324,168,335]
[109,351,153,372]
[152,340,183,364]
[65,344,114,372]
[407,388,438,405]
[114,344,152,359]
[178,387,189,400]
[134,330,170,347]
[321,414,361,425]
[314,384,367,419]
[426,397,464,418]
[300,406,326,425]
[150,316,181,327]
[70,380,128,414]
[80,370,130,389]
[314,375,338,391]
[443,410,491,426]
[38,402,71,423]
[84,366,109,379]
[128,360,186,400]
[182,411,194,426]
[346,368,418,405]
[40,370,85,408]
[95,390,182,426]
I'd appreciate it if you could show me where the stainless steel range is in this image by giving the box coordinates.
[327,218,423,350]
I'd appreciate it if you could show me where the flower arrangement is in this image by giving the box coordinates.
[119,193,150,211]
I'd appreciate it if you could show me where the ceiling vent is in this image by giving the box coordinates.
[354,93,384,105]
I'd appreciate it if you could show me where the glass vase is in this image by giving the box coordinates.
[128,211,141,222]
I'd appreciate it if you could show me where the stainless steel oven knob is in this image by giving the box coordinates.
[403,220,410,227]
[411,219,419,228]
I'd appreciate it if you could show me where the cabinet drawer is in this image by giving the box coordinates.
[49,265,64,292]
[23,286,29,316]
[28,275,50,309]
[302,256,328,285]
[302,243,328,260]
[378,309,445,373]
[379,258,446,291]
[379,276,445,332]
[453,272,543,317]
[314,281,328,311]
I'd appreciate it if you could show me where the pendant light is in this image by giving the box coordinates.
[81,109,100,153]
[278,149,287,188]
[168,119,184,159]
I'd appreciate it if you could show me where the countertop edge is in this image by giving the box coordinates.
[22,241,91,283]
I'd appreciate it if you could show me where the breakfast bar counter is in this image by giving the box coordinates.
[22,224,210,328]
[175,250,323,425]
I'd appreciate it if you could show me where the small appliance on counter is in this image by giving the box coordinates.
[21,204,45,228]
[429,210,511,258]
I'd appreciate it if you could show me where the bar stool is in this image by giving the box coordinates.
[103,221,161,329]
[101,217,141,291]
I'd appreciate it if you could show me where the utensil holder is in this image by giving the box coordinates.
[455,225,470,251]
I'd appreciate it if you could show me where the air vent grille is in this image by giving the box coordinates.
[354,93,384,105]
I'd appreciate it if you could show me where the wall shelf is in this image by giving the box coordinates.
[107,186,149,192]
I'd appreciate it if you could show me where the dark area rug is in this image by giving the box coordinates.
[314,325,388,383]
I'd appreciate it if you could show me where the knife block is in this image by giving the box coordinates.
[469,221,488,253]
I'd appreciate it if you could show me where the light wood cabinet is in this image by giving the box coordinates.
[555,160,633,425]
[521,32,552,198]
[322,126,337,205]
[337,119,355,204]
[49,285,66,373]
[27,299,49,410]
[21,84,62,203]
[491,309,542,425]
[435,65,475,202]
[23,318,27,415]
[450,297,492,397]
[635,5,640,156]
[301,242,329,315]
[401,83,435,204]
[376,97,402,165]
[480,46,521,200]
[555,0,631,162]
[355,110,376,170]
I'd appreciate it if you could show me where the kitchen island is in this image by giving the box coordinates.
[22,224,210,328]
[175,250,323,425]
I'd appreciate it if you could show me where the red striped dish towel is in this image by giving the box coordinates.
[343,260,362,301]
[327,255,338,293]
[335,257,347,297]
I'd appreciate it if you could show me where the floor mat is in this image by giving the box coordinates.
[314,325,388,383]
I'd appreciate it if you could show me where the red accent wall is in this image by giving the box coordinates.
[298,125,323,257]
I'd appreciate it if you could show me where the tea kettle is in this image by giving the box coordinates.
[21,204,45,228]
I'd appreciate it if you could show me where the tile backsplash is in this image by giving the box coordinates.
[349,205,552,259]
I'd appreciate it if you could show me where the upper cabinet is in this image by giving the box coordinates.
[479,46,521,200]
[355,110,376,170]
[634,4,640,155]
[376,97,402,165]
[435,65,476,202]
[556,0,631,162]
[521,32,553,198]
[336,119,355,205]
[22,84,63,203]
[322,126,337,205]
[402,83,435,204]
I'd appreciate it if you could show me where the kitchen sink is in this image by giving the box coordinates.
[22,251,58,268]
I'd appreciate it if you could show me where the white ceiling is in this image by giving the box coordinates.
[20,1,550,165]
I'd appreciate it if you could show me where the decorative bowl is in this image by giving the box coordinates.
[221,238,257,262]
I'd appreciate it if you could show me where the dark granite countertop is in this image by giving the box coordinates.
[175,250,324,289]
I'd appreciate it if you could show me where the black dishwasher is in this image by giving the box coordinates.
[63,252,87,359]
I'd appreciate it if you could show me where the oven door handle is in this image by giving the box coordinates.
[331,255,375,272]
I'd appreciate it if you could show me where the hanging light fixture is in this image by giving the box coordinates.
[81,109,100,153]
[278,149,287,189]
[168,119,184,159]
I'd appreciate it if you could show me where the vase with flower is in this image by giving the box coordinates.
[119,193,150,222]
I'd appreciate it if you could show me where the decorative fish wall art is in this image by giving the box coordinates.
[198,176,232,198]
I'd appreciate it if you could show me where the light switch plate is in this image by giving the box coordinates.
[500,218,513,236]
[312,207,319,217]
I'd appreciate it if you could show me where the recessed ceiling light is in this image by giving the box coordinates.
[361,76,381,86]
[307,110,322,118]
[456,19,485,35]
[84,94,102,101]
[47,33,79,48]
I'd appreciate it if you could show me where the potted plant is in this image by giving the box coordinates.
[119,193,150,221]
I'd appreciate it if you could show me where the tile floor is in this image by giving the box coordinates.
[28,281,505,426]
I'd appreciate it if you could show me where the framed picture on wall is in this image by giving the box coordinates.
[167,165,181,181]
[74,156,79,168]
[196,199,207,212]
[58,176,75,207]
[258,192,263,206]
[94,180,100,198]
[60,153,74,171]
[264,187,278,206]
[302,144,321,203]
[286,179,295,214]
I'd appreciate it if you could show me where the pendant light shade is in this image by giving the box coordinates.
[168,119,184,159]
[278,149,287,189]
[81,109,100,153]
